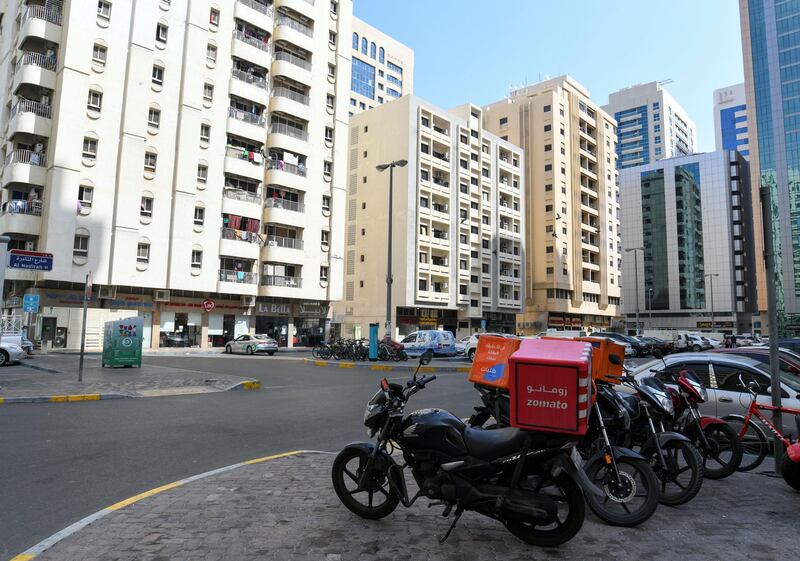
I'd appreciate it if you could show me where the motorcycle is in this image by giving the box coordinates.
[332,350,599,547]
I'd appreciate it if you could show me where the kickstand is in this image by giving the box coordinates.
[438,507,463,544]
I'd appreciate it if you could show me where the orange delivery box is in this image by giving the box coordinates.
[468,335,521,390]
[575,337,625,384]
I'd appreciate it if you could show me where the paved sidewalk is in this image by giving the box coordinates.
[22,452,797,561]
[0,354,259,402]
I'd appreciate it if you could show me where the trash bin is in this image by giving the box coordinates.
[102,317,144,367]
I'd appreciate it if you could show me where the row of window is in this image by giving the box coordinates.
[352,32,387,64]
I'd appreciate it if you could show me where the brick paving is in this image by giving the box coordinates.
[32,452,798,561]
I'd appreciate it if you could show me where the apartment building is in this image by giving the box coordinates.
[334,95,524,338]
[349,16,413,115]
[713,83,749,159]
[484,75,621,333]
[619,151,756,333]
[0,0,352,349]
[603,81,697,169]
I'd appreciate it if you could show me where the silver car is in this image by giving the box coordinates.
[225,334,278,356]
[631,352,800,438]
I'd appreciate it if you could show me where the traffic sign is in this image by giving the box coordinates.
[8,249,53,271]
[22,294,39,313]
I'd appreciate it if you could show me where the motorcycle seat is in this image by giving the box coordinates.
[462,426,547,461]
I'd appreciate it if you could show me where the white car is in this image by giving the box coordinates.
[224,334,278,355]
[455,335,471,356]
[0,341,26,365]
[464,332,518,362]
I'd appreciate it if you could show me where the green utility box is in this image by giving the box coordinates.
[101,317,144,367]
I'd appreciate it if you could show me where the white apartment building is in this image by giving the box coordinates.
[484,76,621,333]
[603,81,697,169]
[619,151,757,333]
[713,82,749,159]
[0,0,352,349]
[334,95,524,338]
[349,16,412,115]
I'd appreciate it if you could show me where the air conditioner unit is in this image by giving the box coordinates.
[154,289,170,302]
[241,295,256,307]
[98,286,116,299]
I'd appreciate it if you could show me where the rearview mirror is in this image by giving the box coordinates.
[420,349,434,366]
[652,348,664,360]
[608,354,622,365]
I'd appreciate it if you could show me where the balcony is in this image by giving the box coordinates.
[268,121,308,155]
[218,269,258,284]
[2,149,47,187]
[263,197,305,227]
[230,68,269,106]
[276,0,316,19]
[231,29,270,65]
[14,51,56,91]
[217,268,258,295]
[235,0,274,32]
[265,235,303,249]
[274,15,314,51]
[19,4,62,45]
[223,188,263,219]
[224,146,264,181]
[227,106,266,142]
[0,198,43,236]
[262,275,302,288]
[272,50,312,79]
[270,86,311,121]
[8,99,52,138]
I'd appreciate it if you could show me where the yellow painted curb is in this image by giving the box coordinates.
[457,367,471,372]
[243,450,301,465]
[370,365,392,371]
[10,554,35,561]
[49,395,68,403]
[339,362,355,369]
[107,481,184,512]
[0,397,5,405]
[419,367,437,373]
[68,394,101,402]
[314,360,328,366]
[241,381,261,390]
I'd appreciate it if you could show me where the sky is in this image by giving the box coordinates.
[354,0,744,152]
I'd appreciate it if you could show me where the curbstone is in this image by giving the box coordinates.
[0,393,129,405]
[227,380,261,391]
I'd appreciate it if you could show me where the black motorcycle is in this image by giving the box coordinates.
[332,351,599,547]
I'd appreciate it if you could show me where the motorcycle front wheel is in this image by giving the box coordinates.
[504,472,585,547]
[584,456,660,527]
[646,440,704,506]
[331,447,399,520]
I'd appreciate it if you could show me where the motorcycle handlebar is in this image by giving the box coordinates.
[418,375,437,387]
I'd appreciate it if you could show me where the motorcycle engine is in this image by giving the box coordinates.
[422,473,457,501]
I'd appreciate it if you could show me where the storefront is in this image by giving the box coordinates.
[293,301,328,347]
[396,307,458,336]
[484,312,516,333]
[254,300,329,347]
[159,297,251,348]
[255,301,292,346]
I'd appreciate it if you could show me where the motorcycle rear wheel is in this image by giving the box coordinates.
[700,423,742,479]
[331,448,399,520]
[780,454,800,491]
[647,440,704,506]
[503,472,585,547]
[584,457,659,527]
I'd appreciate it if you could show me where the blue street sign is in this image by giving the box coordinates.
[8,249,53,271]
[23,294,40,313]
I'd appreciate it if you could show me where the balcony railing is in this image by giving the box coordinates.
[223,188,262,205]
[265,235,303,250]
[232,29,270,52]
[10,99,52,119]
[432,177,449,188]
[221,227,263,244]
[1,199,43,216]
[231,68,268,89]
[272,86,310,105]
[5,149,47,167]
[16,51,57,72]
[218,269,258,284]
[228,106,266,126]
[266,159,307,176]
[273,50,311,71]
[238,0,274,16]
[270,122,308,141]
[275,15,313,37]
[225,145,264,165]
[262,274,303,288]
[265,197,305,212]
[23,4,62,25]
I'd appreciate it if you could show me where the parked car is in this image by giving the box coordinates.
[702,336,722,349]
[225,334,278,355]
[630,352,800,438]
[2,334,33,355]
[464,332,517,362]
[399,330,458,358]
[160,332,189,347]
[637,336,674,355]
[711,346,800,376]
[0,341,26,366]
[683,333,711,352]
[455,335,471,356]
[590,331,649,357]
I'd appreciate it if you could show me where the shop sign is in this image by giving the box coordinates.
[257,302,291,316]
[419,316,438,326]
[5,296,22,308]
[202,299,216,312]
[40,291,155,310]
[294,301,329,317]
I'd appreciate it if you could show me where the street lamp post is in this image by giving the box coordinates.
[625,247,644,335]
[647,287,653,325]
[704,273,719,330]
[376,159,408,339]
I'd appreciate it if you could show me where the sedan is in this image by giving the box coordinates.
[225,334,278,355]
[630,352,800,438]
[455,335,471,356]
[0,342,26,366]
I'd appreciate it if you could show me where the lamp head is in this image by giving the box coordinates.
[395,159,408,167]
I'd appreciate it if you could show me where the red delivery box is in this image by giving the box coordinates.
[508,338,593,436]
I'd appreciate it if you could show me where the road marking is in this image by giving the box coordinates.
[370,365,392,371]
[10,450,309,561]
[339,362,355,369]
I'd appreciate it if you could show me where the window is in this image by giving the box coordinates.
[326,94,335,109]
[329,30,337,45]
[320,265,329,282]
[200,123,210,142]
[361,228,365,236]
[352,32,359,50]
[544,124,551,132]
[546,246,554,254]
[545,183,553,191]
[419,252,428,263]
[144,152,157,172]
[654,124,661,133]
[328,63,335,77]
[209,8,220,26]
[544,144,552,152]
[206,43,217,64]
[137,242,150,263]
[544,164,552,172]
[420,196,429,208]
[156,23,168,43]
[321,230,330,247]
[459,259,468,270]
[152,65,164,86]
[499,117,508,126]
[203,83,214,102]
[323,161,332,176]
[325,126,334,142]
[193,206,205,226]
[482,287,489,297]
[351,58,376,99]
[379,47,385,63]
[418,279,427,291]
[78,185,94,208]
[544,104,551,112]
[546,267,554,274]
[322,195,331,212]
[92,43,107,65]
[191,249,203,268]
[197,164,208,183]
[140,196,153,217]
[330,1,338,14]
[82,137,98,160]
[73,233,89,257]
[370,42,376,59]
[87,90,102,111]
[97,0,111,20]
[147,108,160,128]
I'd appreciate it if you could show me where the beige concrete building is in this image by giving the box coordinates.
[334,95,524,339]
[348,17,413,115]
[0,0,352,349]
[484,76,621,333]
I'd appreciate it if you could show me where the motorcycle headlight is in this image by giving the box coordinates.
[658,392,674,415]
[363,390,388,430]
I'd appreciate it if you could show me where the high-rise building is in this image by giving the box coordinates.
[0,0,352,349]
[348,17,413,116]
[619,151,756,333]
[484,76,621,333]
[740,0,800,335]
[603,81,697,169]
[713,83,749,158]
[334,96,525,338]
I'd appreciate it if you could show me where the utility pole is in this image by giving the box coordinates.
[704,273,719,330]
[376,159,408,339]
[0,236,10,347]
[648,287,653,325]
[78,271,92,382]
[625,247,644,335]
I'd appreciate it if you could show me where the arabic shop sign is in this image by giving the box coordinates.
[8,249,53,271]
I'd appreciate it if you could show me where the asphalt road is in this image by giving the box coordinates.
[0,355,479,561]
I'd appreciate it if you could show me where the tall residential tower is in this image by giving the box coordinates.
[713,82,749,158]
